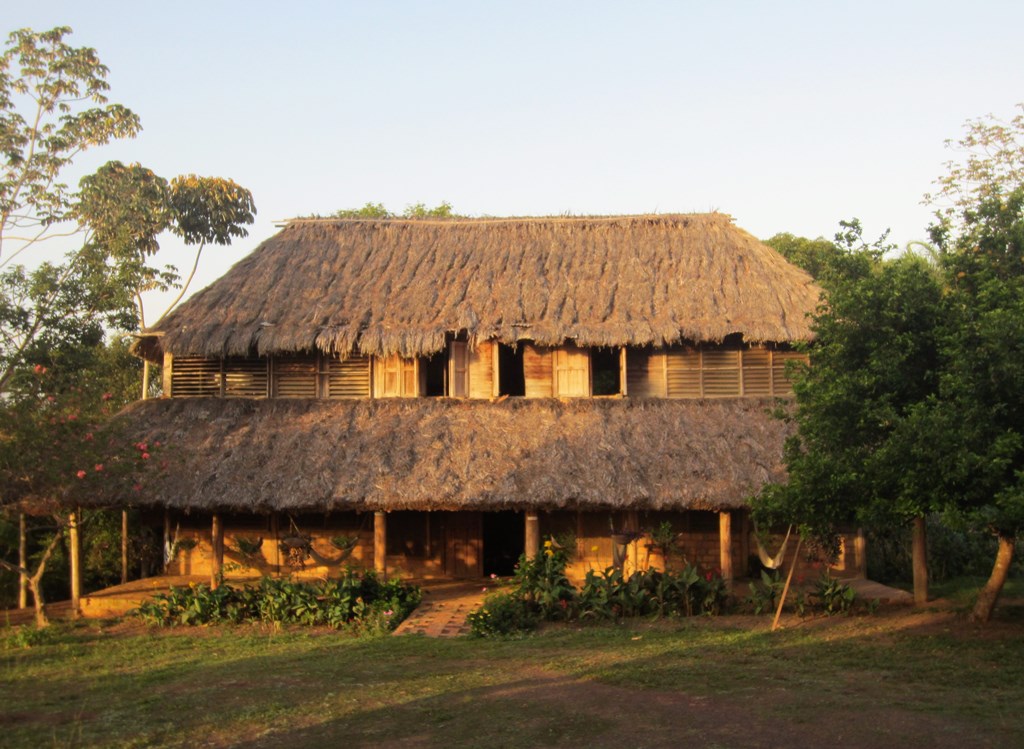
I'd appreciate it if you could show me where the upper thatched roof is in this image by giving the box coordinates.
[137,214,820,361]
[111,398,791,513]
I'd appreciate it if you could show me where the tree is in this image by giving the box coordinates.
[0,26,255,621]
[0,27,256,398]
[756,106,1024,623]
[752,232,945,581]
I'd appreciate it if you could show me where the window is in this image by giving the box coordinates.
[665,344,807,398]
[553,345,590,397]
[497,343,525,397]
[375,355,418,398]
[591,347,622,396]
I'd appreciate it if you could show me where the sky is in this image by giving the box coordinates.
[5,0,1024,313]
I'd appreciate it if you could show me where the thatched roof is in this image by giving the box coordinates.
[112,398,791,513]
[137,214,820,362]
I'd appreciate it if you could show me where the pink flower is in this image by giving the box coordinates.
[33,364,47,375]
[141,452,151,460]
[83,433,93,441]
[101,392,112,401]
[154,441,162,448]
[489,573,497,579]
[482,587,487,592]
[132,483,142,492]
[94,464,104,472]
[76,470,87,479]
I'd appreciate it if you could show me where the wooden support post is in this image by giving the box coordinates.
[270,512,281,576]
[210,513,224,589]
[18,513,27,609]
[719,510,733,589]
[121,509,129,585]
[374,511,387,576]
[912,515,928,605]
[69,509,81,619]
[855,528,868,579]
[524,511,540,560]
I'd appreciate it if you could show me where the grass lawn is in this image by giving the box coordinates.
[2,605,1023,749]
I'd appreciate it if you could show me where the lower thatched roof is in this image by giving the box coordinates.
[113,398,792,513]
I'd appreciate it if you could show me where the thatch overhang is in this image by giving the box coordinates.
[135,214,821,362]
[111,398,792,514]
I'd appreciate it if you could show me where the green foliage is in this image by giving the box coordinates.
[471,556,730,637]
[332,201,460,220]
[467,591,540,637]
[746,569,785,615]
[812,572,856,615]
[133,572,421,632]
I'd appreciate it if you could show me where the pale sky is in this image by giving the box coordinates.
[5,1,1024,314]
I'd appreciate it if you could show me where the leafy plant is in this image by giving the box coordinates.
[467,591,539,637]
[813,572,856,615]
[746,569,785,615]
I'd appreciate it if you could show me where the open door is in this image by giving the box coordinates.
[444,512,482,578]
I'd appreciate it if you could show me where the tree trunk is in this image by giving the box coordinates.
[69,510,81,619]
[971,534,1015,623]
[18,513,27,609]
[912,515,928,606]
[28,530,62,628]
[121,509,129,585]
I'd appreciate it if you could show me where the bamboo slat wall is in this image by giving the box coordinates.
[165,344,807,400]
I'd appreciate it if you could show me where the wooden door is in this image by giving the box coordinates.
[444,512,482,578]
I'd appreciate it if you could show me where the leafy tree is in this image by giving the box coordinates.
[0,26,255,621]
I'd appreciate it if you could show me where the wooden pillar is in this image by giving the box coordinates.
[163,509,172,573]
[210,513,224,589]
[855,528,868,579]
[718,510,733,589]
[18,513,27,609]
[121,509,129,585]
[912,515,928,605]
[69,510,81,618]
[524,510,540,560]
[270,512,281,577]
[374,511,387,575]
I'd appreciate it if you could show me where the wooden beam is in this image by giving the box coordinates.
[211,513,224,589]
[719,510,733,589]
[374,511,387,575]
[69,510,81,618]
[162,352,173,397]
[524,511,540,560]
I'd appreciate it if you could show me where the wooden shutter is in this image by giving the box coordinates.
[701,349,741,397]
[523,344,553,398]
[272,355,318,398]
[324,355,370,398]
[626,347,666,398]
[665,348,702,398]
[467,341,494,399]
[741,348,772,396]
[771,350,807,396]
[553,345,590,397]
[171,357,221,397]
[375,355,418,397]
[223,357,268,398]
[449,342,469,397]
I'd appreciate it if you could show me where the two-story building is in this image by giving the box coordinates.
[122,213,834,583]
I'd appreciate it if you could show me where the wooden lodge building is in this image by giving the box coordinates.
[121,213,854,584]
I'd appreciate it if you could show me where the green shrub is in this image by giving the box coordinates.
[746,569,785,615]
[813,572,856,615]
[467,592,539,637]
[134,571,420,631]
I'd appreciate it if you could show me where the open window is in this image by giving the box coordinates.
[497,343,525,397]
[591,347,623,396]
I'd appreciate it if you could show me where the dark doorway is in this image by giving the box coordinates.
[498,343,525,396]
[483,511,523,576]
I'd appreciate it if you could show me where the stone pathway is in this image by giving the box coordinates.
[393,579,490,638]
